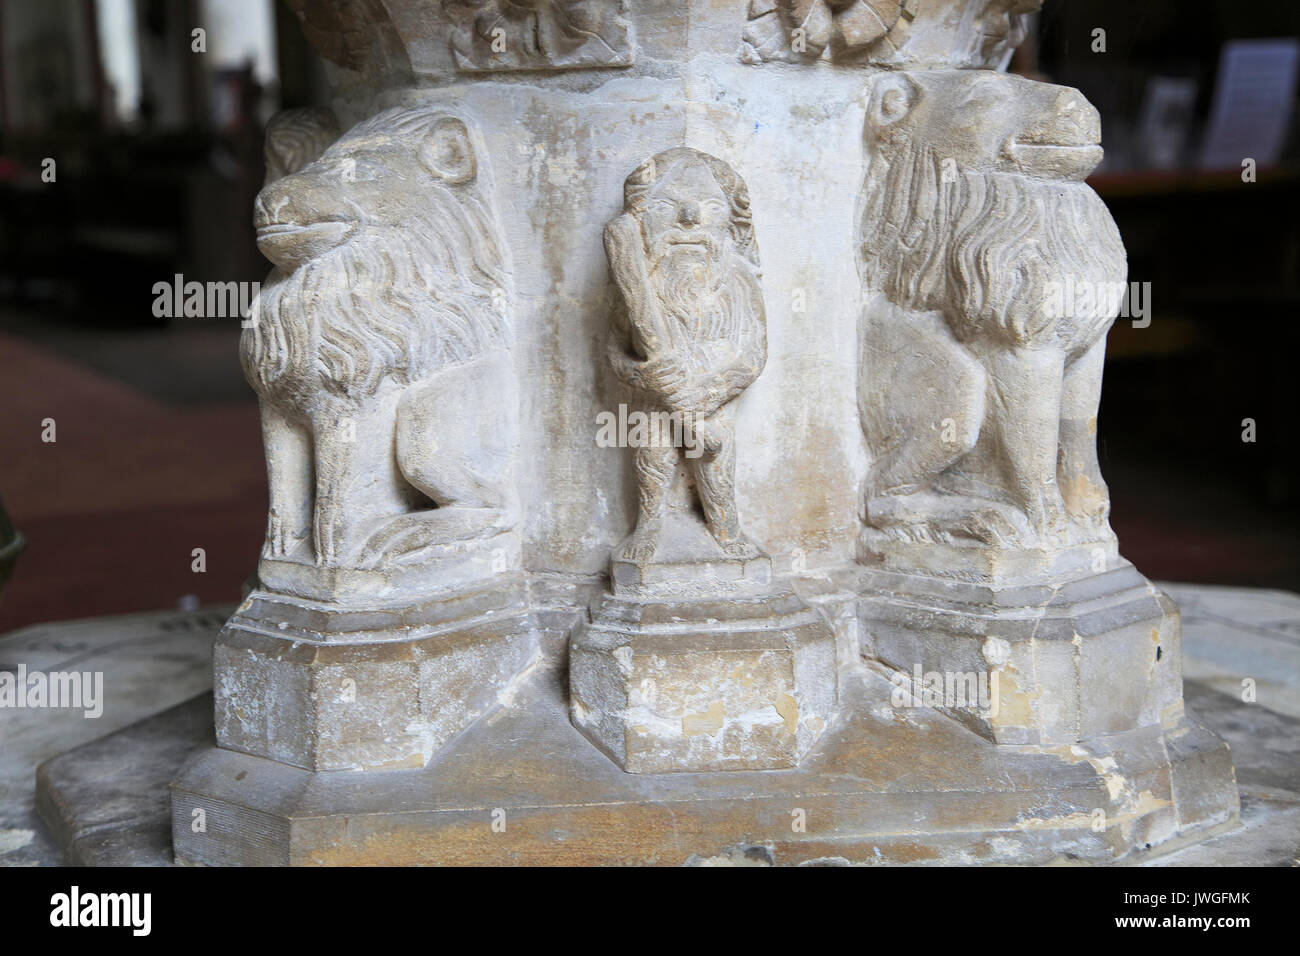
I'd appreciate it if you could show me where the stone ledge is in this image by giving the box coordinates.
[859,562,1184,745]
[214,581,542,772]
[162,665,1236,865]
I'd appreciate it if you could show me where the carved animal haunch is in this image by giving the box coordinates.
[857,69,1127,552]
[243,106,516,574]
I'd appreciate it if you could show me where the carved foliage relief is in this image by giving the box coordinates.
[743,0,1042,69]
[444,0,634,71]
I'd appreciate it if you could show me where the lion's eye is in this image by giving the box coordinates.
[338,161,378,183]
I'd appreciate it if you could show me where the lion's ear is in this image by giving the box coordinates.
[866,72,918,131]
[421,117,477,184]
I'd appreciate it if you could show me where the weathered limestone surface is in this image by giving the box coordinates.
[214,579,540,771]
[859,563,1184,745]
[169,666,1236,866]
[151,0,1241,863]
[29,585,1296,867]
[571,586,838,771]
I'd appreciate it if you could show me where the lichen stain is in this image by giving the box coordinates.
[775,692,799,734]
[989,665,1037,729]
[1059,472,1105,516]
[683,700,725,736]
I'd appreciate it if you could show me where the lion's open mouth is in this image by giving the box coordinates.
[256,221,349,240]
[256,221,353,268]
[1006,141,1104,179]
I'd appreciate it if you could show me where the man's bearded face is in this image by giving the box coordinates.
[640,161,732,283]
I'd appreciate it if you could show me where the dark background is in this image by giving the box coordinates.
[0,0,1297,631]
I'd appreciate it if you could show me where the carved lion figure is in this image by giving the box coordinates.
[243,106,516,576]
[857,70,1126,551]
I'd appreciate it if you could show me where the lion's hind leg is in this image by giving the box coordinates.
[1058,337,1111,530]
[861,309,985,514]
[395,353,516,511]
[361,353,516,567]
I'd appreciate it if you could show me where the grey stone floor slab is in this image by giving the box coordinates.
[2,584,1297,865]
[0,606,229,865]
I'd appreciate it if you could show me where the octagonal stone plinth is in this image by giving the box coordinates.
[570,586,838,772]
[215,576,540,772]
[858,562,1184,745]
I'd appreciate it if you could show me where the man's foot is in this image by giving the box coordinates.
[718,535,761,560]
[616,524,661,564]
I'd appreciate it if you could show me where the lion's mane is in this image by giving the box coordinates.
[858,138,1126,351]
[242,107,510,404]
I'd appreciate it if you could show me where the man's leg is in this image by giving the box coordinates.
[619,441,677,562]
[691,415,754,556]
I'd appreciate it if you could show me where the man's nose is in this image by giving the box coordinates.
[676,200,700,226]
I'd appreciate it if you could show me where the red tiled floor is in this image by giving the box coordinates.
[0,331,266,630]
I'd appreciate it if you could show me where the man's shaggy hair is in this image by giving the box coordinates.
[243,107,510,403]
[858,138,1126,351]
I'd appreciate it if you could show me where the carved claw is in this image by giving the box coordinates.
[313,494,342,566]
[264,510,293,558]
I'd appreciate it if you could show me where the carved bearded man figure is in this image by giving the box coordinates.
[604,147,767,563]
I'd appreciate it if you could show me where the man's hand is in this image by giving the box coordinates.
[642,356,691,395]
[604,213,664,358]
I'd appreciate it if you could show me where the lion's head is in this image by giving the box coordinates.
[244,106,509,401]
[858,69,1125,349]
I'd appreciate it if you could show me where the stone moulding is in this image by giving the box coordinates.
[858,562,1185,745]
[167,660,1237,866]
[213,577,542,772]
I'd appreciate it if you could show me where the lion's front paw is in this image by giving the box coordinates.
[263,510,306,559]
[312,496,344,566]
[957,507,1028,547]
